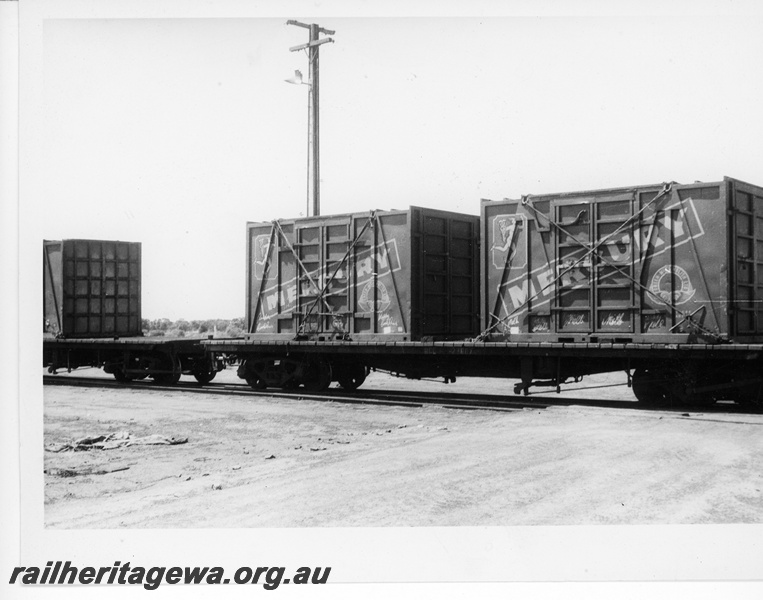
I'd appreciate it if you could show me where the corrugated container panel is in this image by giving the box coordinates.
[481,177,763,343]
[246,207,480,341]
[43,239,142,338]
[730,178,763,338]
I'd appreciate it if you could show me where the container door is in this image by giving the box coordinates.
[294,218,355,336]
[593,197,636,334]
[555,194,636,335]
[295,224,323,334]
[554,201,593,333]
[731,179,763,337]
[61,240,141,337]
[411,209,479,338]
[321,222,352,334]
[420,214,450,334]
[444,217,479,336]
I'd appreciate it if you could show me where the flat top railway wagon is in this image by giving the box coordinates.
[44,176,763,408]
[207,176,763,408]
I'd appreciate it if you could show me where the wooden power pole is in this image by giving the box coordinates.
[286,20,335,217]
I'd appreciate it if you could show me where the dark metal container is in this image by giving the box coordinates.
[246,207,480,341]
[481,176,763,343]
[43,239,142,338]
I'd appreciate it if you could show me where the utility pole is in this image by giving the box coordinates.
[286,20,334,217]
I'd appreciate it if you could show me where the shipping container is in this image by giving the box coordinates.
[246,207,480,341]
[481,176,763,343]
[43,239,142,338]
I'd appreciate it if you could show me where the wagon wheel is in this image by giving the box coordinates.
[631,368,672,407]
[113,368,132,383]
[193,368,217,384]
[238,358,268,390]
[153,371,181,385]
[152,353,182,385]
[245,374,268,390]
[338,365,367,391]
[280,360,301,390]
[302,361,332,392]
[192,360,218,384]
[633,368,696,407]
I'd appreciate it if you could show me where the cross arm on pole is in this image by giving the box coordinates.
[289,38,334,53]
[286,19,335,35]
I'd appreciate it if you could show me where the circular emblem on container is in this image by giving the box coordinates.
[649,265,696,305]
[358,281,391,313]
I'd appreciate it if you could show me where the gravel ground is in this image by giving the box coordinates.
[43,369,763,528]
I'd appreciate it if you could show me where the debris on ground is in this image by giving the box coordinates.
[45,466,130,477]
[46,431,188,452]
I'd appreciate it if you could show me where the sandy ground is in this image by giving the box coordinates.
[43,369,763,528]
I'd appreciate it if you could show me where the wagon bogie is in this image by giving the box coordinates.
[630,359,763,408]
[236,354,364,392]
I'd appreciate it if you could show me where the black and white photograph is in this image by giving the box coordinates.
[3,0,763,598]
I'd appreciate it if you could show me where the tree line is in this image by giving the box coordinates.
[142,318,246,338]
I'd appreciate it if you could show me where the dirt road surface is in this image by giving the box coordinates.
[43,369,763,528]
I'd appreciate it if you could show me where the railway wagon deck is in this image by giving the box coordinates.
[44,336,222,384]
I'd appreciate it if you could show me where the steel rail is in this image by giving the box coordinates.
[43,375,761,415]
[42,375,543,412]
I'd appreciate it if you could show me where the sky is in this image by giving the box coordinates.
[37,7,763,320]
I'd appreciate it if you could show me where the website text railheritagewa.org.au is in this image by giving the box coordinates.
[9,561,331,591]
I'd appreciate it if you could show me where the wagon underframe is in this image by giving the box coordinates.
[43,337,222,384]
[206,339,763,407]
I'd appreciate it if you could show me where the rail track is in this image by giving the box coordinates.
[43,375,547,412]
[43,374,761,415]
